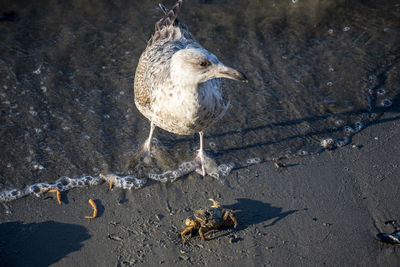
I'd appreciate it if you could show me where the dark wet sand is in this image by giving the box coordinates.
[1,0,400,265]
[1,106,399,266]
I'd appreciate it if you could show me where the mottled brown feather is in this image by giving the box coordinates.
[134,0,231,135]
[134,0,193,115]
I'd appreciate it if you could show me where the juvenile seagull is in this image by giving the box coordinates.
[134,0,247,176]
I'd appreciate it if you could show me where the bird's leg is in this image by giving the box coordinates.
[143,121,155,158]
[195,132,218,176]
[197,131,206,176]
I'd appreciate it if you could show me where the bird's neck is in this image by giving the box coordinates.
[170,72,201,92]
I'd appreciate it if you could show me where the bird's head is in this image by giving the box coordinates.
[170,47,247,86]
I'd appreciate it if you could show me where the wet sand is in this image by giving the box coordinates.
[1,105,399,266]
[1,0,400,266]
[1,0,399,189]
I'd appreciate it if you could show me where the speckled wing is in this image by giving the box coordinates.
[134,0,195,112]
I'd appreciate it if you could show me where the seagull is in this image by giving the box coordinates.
[134,0,247,176]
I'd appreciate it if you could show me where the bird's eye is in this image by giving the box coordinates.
[199,61,209,67]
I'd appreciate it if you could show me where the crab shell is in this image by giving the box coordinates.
[193,207,226,228]
[182,206,237,242]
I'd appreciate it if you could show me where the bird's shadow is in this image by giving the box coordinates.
[123,91,400,178]
[0,221,90,266]
[169,92,400,157]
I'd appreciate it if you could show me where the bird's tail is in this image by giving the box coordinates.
[155,0,183,31]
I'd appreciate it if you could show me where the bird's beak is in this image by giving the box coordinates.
[214,64,248,82]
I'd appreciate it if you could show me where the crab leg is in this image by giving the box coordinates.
[199,227,211,241]
[208,198,220,208]
[42,189,62,205]
[181,226,195,242]
[85,199,98,219]
[228,213,238,228]
[225,220,234,227]
[109,179,114,190]
[99,173,115,190]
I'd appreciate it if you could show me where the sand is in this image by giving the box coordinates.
[1,104,399,267]
[1,1,400,265]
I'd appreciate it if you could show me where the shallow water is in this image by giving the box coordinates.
[0,0,399,194]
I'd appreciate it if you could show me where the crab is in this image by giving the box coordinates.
[181,199,238,242]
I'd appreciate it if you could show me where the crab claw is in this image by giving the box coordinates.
[208,198,220,208]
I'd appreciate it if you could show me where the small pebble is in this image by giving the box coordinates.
[265,246,274,252]
[179,255,190,261]
[274,162,286,168]
[108,234,123,241]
